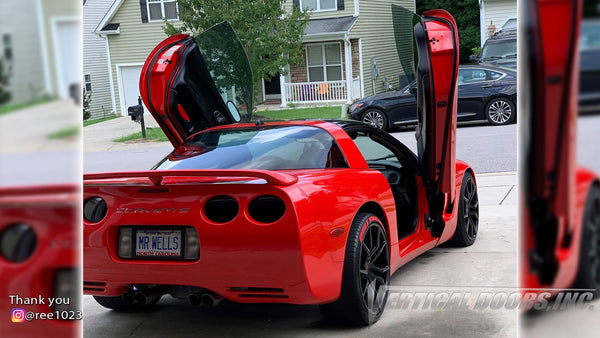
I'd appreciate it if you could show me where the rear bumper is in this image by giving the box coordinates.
[83,189,344,305]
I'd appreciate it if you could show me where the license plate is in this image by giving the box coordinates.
[135,229,182,258]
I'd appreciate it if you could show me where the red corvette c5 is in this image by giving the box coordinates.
[84,10,479,325]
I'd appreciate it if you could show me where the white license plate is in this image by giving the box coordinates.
[135,229,182,258]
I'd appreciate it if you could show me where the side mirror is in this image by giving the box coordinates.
[469,54,479,62]
[227,101,241,122]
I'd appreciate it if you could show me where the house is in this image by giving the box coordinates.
[94,0,414,116]
[84,0,116,119]
[478,0,517,46]
[0,0,80,105]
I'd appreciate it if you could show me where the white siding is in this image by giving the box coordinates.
[0,0,46,104]
[483,0,516,40]
[84,0,115,119]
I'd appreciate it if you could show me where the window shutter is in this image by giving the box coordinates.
[293,0,300,9]
[140,0,148,23]
[337,0,344,11]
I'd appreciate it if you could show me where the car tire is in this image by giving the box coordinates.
[573,184,600,298]
[448,171,479,247]
[93,294,161,312]
[361,109,388,131]
[320,212,390,325]
[485,97,516,125]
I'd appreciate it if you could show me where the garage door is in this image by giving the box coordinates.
[118,65,148,116]
[54,19,80,99]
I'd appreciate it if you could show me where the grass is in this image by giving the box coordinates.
[113,106,343,142]
[84,115,120,127]
[47,126,79,139]
[0,97,54,116]
[255,106,343,120]
[114,127,168,142]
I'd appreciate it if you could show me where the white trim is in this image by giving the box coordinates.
[51,16,80,98]
[354,0,359,17]
[35,0,52,94]
[344,36,352,104]
[116,63,144,116]
[358,38,364,98]
[261,78,267,102]
[103,35,117,114]
[479,0,486,46]
[95,0,125,33]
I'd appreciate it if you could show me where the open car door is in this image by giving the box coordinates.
[393,7,460,236]
[140,22,254,147]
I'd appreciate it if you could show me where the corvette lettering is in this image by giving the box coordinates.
[115,207,190,214]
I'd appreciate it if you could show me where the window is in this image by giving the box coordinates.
[457,68,487,85]
[489,70,505,80]
[301,0,337,11]
[306,43,343,82]
[351,132,400,164]
[84,74,92,92]
[2,34,12,61]
[148,0,178,21]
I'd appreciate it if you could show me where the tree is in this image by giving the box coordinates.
[83,89,92,121]
[416,0,481,64]
[164,0,310,103]
[0,59,11,105]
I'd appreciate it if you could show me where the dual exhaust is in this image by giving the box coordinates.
[121,287,222,307]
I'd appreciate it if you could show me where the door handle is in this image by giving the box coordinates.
[481,84,492,88]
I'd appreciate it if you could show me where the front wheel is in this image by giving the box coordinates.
[448,171,479,246]
[362,109,388,130]
[320,212,390,325]
[485,97,516,125]
[573,184,600,298]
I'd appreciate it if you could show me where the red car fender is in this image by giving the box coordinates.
[437,160,474,244]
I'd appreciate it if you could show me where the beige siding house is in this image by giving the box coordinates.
[0,0,80,104]
[279,0,415,106]
[95,0,414,115]
[84,0,115,119]
[479,0,517,46]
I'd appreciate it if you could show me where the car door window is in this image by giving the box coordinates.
[458,68,487,84]
[487,70,505,80]
[351,132,400,164]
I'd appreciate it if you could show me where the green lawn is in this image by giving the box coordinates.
[255,106,343,120]
[0,97,54,116]
[114,127,168,142]
[113,106,344,142]
[47,126,79,139]
[84,115,120,127]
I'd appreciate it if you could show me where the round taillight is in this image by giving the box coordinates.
[204,195,239,223]
[0,223,37,262]
[248,195,286,223]
[84,197,107,223]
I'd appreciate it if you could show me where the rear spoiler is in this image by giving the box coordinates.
[84,170,298,187]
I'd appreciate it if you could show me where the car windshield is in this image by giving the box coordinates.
[154,126,348,170]
[481,39,517,60]
[580,20,600,51]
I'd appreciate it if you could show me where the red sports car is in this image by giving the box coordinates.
[84,11,479,325]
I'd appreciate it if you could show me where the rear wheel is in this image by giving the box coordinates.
[448,171,479,246]
[485,97,515,125]
[573,185,600,297]
[362,109,388,130]
[93,294,161,312]
[320,212,390,325]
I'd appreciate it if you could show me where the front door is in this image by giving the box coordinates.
[264,74,281,101]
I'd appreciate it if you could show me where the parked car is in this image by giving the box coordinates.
[470,28,517,69]
[349,64,517,130]
[579,19,600,114]
[83,13,479,326]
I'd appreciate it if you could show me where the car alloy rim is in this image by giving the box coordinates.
[488,100,512,124]
[363,111,384,129]
[360,222,390,315]
[463,175,479,240]
[585,191,600,284]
